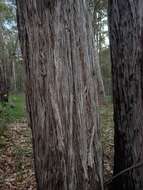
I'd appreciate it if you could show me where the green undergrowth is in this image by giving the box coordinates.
[0,94,26,145]
[0,94,26,123]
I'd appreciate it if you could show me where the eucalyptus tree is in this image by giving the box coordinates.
[109,0,143,189]
[88,0,109,102]
[16,0,103,190]
[0,0,16,100]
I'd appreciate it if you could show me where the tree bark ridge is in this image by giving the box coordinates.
[17,0,103,189]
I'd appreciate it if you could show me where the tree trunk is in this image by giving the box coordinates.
[16,0,103,190]
[11,37,18,92]
[92,3,106,103]
[0,28,9,102]
[94,43,105,104]
[12,60,16,92]
[108,1,143,189]
[0,64,9,102]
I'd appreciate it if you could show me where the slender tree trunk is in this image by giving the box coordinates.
[16,0,103,190]
[11,37,18,92]
[92,5,106,103]
[0,64,8,102]
[12,60,16,92]
[94,43,105,104]
[108,1,143,189]
[0,28,9,102]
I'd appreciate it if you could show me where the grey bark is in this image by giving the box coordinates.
[0,27,9,101]
[108,0,143,189]
[16,0,103,190]
[11,37,18,92]
[90,0,106,102]
[94,40,105,103]
[12,60,16,91]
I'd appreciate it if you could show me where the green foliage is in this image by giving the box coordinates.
[0,1,15,25]
[0,94,26,125]
[0,94,25,150]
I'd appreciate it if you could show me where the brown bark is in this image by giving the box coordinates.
[16,0,103,189]
[108,0,143,189]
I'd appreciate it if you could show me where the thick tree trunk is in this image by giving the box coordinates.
[16,0,103,189]
[108,1,143,189]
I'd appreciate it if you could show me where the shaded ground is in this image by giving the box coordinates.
[100,103,114,180]
[0,102,113,189]
[0,122,36,190]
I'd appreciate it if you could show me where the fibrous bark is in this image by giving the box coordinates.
[16,0,103,189]
[108,0,143,189]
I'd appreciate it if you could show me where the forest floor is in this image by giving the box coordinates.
[0,121,36,190]
[0,95,114,190]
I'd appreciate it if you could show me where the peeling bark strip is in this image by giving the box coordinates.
[16,0,103,189]
[108,0,143,190]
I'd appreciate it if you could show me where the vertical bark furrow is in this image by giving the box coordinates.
[16,0,103,189]
[108,0,143,189]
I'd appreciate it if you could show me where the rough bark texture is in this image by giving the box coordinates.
[108,0,143,189]
[16,0,103,190]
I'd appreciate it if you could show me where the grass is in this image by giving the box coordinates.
[8,94,26,121]
[0,94,26,123]
[0,94,26,146]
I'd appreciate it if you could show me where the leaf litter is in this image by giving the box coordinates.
[0,103,113,189]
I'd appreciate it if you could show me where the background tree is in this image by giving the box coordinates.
[100,48,111,96]
[0,0,13,101]
[108,0,143,189]
[0,0,24,98]
[16,0,103,190]
[88,0,111,101]
[88,0,108,49]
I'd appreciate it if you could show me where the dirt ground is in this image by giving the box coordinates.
[0,122,36,190]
